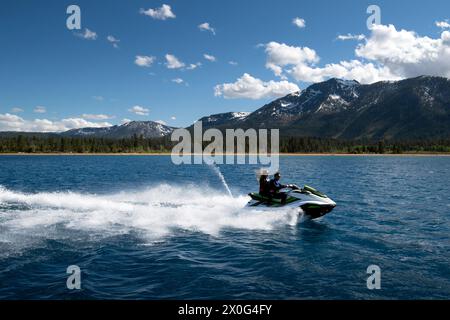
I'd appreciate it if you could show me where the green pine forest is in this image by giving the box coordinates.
[1,134,449,154]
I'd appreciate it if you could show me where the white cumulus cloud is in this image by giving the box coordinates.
[436,20,450,29]
[263,34,414,83]
[76,28,97,40]
[0,113,111,132]
[0,113,26,131]
[355,24,450,79]
[264,41,319,78]
[262,24,450,84]
[292,17,306,29]
[165,54,185,69]
[214,73,300,100]
[128,106,149,116]
[107,35,120,48]
[140,4,175,20]
[186,62,202,70]
[203,54,216,62]
[172,78,184,84]
[337,33,366,41]
[198,22,216,35]
[135,55,155,67]
[290,59,398,84]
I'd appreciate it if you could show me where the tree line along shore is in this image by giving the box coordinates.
[0,134,449,154]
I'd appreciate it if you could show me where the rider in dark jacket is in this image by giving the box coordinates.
[269,172,288,203]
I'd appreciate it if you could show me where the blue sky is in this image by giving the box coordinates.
[1,0,450,131]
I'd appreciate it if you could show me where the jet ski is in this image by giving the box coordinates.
[246,185,336,219]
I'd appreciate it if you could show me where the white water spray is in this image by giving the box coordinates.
[209,164,233,197]
[0,184,298,254]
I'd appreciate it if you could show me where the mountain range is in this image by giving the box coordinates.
[199,76,450,140]
[61,120,176,139]
[1,76,449,141]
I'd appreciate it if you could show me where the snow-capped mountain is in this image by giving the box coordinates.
[62,121,176,139]
[198,76,450,140]
[196,111,250,129]
[2,76,449,141]
[241,78,361,128]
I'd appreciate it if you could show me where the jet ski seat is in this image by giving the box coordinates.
[248,193,297,205]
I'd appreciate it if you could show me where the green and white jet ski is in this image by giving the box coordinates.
[246,185,336,219]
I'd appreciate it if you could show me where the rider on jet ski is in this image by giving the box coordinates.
[259,171,298,204]
[250,170,336,219]
[259,171,270,196]
[269,172,288,204]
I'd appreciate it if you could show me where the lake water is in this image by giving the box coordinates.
[0,155,449,299]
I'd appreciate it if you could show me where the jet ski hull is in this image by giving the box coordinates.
[245,186,336,220]
[300,203,336,219]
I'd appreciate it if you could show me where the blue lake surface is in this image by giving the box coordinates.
[0,155,449,299]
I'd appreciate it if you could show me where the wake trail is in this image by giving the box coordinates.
[0,184,299,254]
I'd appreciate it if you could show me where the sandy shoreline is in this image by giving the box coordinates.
[0,152,449,157]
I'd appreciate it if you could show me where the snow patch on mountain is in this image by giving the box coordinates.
[231,112,250,119]
[316,94,350,113]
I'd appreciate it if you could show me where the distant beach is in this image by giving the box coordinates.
[0,152,449,157]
